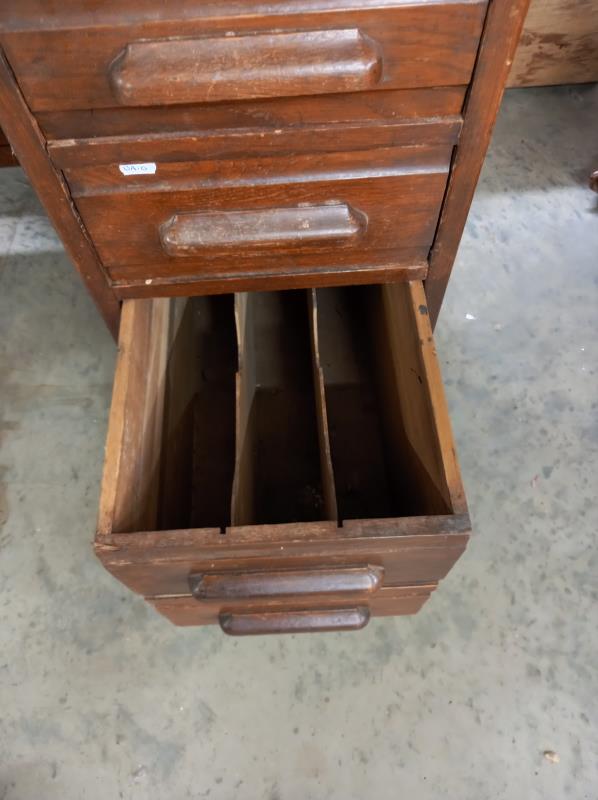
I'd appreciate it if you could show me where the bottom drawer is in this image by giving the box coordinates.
[95,281,470,635]
[151,585,435,633]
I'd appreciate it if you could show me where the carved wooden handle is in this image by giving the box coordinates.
[220,607,371,635]
[109,29,382,106]
[189,565,383,600]
[160,204,367,256]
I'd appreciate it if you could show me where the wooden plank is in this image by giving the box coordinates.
[0,49,120,336]
[508,0,598,86]
[1,2,486,110]
[230,293,257,526]
[39,87,466,141]
[315,285,408,520]
[381,282,468,514]
[158,297,199,530]
[307,290,338,522]
[50,119,461,171]
[426,0,532,327]
[97,298,170,534]
[64,143,453,197]
[229,291,327,526]
[113,259,428,299]
[311,283,466,519]
[71,151,451,280]
[149,584,434,627]
[95,514,470,596]
[186,296,238,530]
[108,29,383,107]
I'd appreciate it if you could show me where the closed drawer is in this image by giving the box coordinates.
[3,0,487,117]
[68,145,453,293]
[150,585,435,630]
[95,280,470,634]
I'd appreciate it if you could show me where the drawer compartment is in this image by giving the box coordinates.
[96,280,469,634]
[69,145,452,293]
[4,0,487,115]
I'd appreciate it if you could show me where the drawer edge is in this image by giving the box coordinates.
[111,261,429,298]
[147,583,436,627]
[95,516,470,597]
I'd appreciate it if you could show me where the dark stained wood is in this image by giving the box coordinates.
[39,87,466,141]
[65,142,453,197]
[425,0,532,327]
[112,258,429,299]
[0,0,485,30]
[219,606,371,635]
[97,518,469,597]
[230,290,325,525]
[307,289,338,522]
[1,1,487,112]
[313,282,466,522]
[96,298,170,534]
[508,0,598,87]
[0,50,120,337]
[160,204,366,256]
[99,294,238,534]
[48,116,462,170]
[109,29,382,107]
[189,565,384,599]
[70,146,452,284]
[150,584,433,626]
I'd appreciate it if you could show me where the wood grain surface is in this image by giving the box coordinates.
[0,50,120,335]
[509,0,598,86]
[1,1,486,112]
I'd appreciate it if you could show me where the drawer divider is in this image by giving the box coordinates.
[231,292,258,526]
[307,289,338,522]
[230,290,334,527]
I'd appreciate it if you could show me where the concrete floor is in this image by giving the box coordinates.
[1,85,597,799]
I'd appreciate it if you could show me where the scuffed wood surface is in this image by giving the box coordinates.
[509,0,598,86]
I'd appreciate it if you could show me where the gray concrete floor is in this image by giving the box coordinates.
[1,85,597,799]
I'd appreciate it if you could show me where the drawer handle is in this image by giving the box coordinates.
[189,565,384,600]
[160,204,367,256]
[109,29,382,106]
[220,607,370,636]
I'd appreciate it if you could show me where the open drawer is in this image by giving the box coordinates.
[95,281,469,635]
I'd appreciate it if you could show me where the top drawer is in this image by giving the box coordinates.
[2,0,487,114]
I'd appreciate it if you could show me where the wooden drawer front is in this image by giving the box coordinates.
[150,585,435,630]
[70,146,452,288]
[95,281,470,633]
[3,0,486,114]
[39,87,467,143]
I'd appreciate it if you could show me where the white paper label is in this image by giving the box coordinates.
[119,162,157,176]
